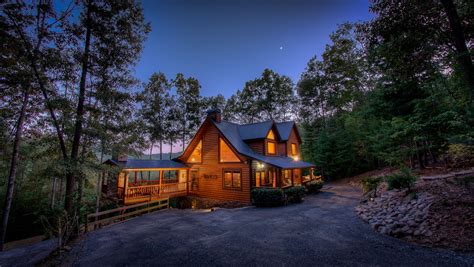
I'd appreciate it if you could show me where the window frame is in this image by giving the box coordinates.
[218,136,241,163]
[266,140,277,155]
[187,139,203,163]
[222,168,242,190]
[291,143,297,156]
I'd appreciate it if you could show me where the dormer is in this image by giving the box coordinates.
[265,128,278,156]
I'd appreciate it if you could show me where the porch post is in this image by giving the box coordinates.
[159,170,163,195]
[310,168,314,180]
[291,169,294,186]
[124,171,128,203]
[186,169,189,194]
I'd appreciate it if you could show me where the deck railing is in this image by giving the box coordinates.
[85,197,169,232]
[123,182,188,204]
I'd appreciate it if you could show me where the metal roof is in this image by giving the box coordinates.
[275,121,295,141]
[213,121,315,169]
[237,121,273,140]
[104,159,188,169]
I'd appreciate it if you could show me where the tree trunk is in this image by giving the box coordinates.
[160,140,163,160]
[65,1,92,216]
[148,143,153,180]
[440,0,474,103]
[415,141,425,169]
[50,177,57,209]
[170,140,173,160]
[0,90,29,251]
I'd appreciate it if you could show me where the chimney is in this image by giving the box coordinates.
[207,109,221,123]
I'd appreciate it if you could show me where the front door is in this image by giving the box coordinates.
[190,170,199,191]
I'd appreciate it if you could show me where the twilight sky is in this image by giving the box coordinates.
[134,0,373,98]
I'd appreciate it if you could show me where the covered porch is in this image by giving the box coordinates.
[251,158,318,189]
[104,159,190,205]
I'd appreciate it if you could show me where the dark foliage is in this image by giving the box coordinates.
[284,186,306,203]
[251,188,287,207]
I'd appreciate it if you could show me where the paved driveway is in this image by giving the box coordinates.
[65,183,473,266]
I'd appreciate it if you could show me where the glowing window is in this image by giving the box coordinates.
[267,129,275,140]
[223,170,241,189]
[219,138,240,162]
[291,143,297,156]
[187,140,202,163]
[267,141,276,155]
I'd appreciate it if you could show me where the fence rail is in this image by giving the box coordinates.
[85,197,169,232]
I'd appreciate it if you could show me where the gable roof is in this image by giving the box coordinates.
[212,121,314,169]
[237,121,273,140]
[104,159,188,169]
[275,121,295,141]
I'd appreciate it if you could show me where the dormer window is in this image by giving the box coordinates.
[267,141,276,155]
[291,143,297,156]
[267,129,275,140]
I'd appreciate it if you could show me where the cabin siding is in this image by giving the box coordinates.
[187,123,251,203]
[286,127,300,157]
[247,140,264,154]
[278,142,286,156]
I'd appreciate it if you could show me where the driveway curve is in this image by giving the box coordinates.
[65,182,473,266]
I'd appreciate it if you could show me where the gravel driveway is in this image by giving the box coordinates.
[64,182,473,266]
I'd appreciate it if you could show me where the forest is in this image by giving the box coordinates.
[0,0,473,249]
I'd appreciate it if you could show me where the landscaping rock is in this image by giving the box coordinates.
[356,174,474,251]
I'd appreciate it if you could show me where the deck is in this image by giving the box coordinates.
[119,182,188,205]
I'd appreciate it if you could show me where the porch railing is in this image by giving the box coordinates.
[124,182,187,203]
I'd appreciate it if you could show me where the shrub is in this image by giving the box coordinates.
[285,186,306,203]
[305,179,324,194]
[386,168,417,191]
[443,144,474,168]
[361,176,382,197]
[251,188,287,207]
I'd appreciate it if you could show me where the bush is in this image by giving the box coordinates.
[361,176,382,197]
[443,144,474,168]
[305,179,324,194]
[251,188,287,207]
[285,186,306,203]
[386,168,417,191]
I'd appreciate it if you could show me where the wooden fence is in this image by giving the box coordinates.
[85,197,169,232]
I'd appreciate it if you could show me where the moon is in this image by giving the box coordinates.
[279,46,284,50]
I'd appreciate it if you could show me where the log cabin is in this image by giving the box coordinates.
[103,109,316,205]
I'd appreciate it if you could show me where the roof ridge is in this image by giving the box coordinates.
[238,120,273,126]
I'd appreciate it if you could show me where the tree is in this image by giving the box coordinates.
[226,69,296,123]
[202,94,226,113]
[440,0,474,102]
[174,74,201,151]
[2,0,150,220]
[137,73,171,160]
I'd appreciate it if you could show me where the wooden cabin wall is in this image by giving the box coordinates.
[286,127,301,157]
[187,123,251,203]
[247,140,264,155]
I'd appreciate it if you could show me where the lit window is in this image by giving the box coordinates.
[187,140,202,163]
[282,170,292,186]
[267,141,276,155]
[291,143,297,156]
[267,129,275,140]
[223,170,241,189]
[220,138,240,162]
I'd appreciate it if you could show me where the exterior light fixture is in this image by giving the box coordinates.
[191,158,195,162]
[293,156,299,161]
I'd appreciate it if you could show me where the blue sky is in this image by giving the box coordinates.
[134,0,373,98]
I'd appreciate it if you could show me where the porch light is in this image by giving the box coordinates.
[191,157,195,162]
[293,156,299,161]
[258,162,265,169]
